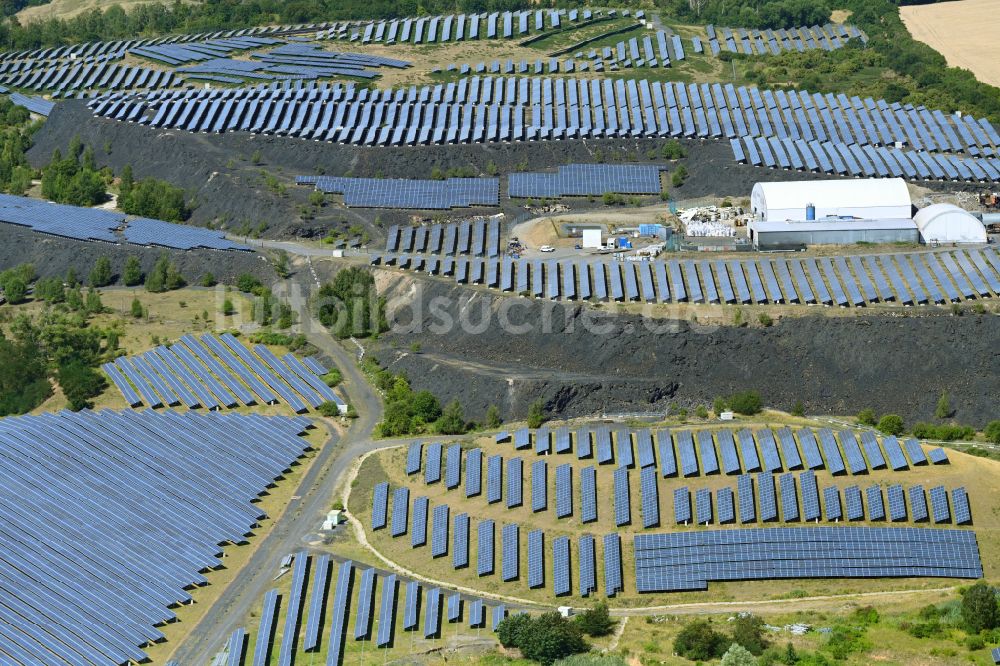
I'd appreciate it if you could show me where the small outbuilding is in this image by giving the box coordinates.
[751,178,912,221]
[913,203,987,244]
[748,218,919,249]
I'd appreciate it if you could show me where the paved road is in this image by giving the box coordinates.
[166,284,385,664]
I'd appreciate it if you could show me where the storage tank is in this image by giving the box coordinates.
[806,203,816,221]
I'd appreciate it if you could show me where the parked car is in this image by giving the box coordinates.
[540,245,555,252]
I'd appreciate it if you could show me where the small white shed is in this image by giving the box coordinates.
[913,203,987,244]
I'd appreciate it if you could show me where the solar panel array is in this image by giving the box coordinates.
[385,219,502,256]
[704,23,866,57]
[123,217,250,251]
[90,77,1000,167]
[9,92,55,116]
[375,249,1000,308]
[613,467,631,526]
[509,163,663,197]
[528,529,545,588]
[0,409,310,665]
[176,44,408,83]
[731,135,1000,182]
[635,527,982,592]
[604,533,623,596]
[303,175,499,209]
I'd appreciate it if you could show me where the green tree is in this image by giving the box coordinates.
[485,404,502,429]
[2,275,26,303]
[876,414,904,436]
[0,324,52,416]
[436,399,465,435]
[317,401,342,417]
[130,297,143,318]
[497,613,534,648]
[527,399,546,428]
[713,396,728,415]
[674,619,727,660]
[84,288,103,313]
[313,267,385,339]
[34,277,65,303]
[791,401,805,417]
[89,256,112,287]
[200,272,216,287]
[729,391,762,415]
[58,360,106,411]
[519,612,588,665]
[985,420,1000,445]
[857,408,877,426]
[411,390,442,423]
[934,392,951,420]
[221,299,235,316]
[961,582,1000,634]
[730,614,768,655]
[236,273,263,293]
[573,602,615,637]
[119,176,191,221]
[721,643,759,666]
[123,256,142,286]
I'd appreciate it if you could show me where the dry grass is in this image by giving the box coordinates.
[354,425,1000,610]
[901,0,1000,87]
[17,0,197,23]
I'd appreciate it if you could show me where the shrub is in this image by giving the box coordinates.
[222,299,235,316]
[934,392,952,419]
[721,643,759,666]
[986,420,1000,445]
[695,405,709,419]
[435,399,465,434]
[729,391,762,416]
[731,614,768,655]
[713,396,728,415]
[497,612,587,666]
[857,408,877,426]
[123,256,142,286]
[961,582,1000,634]
[485,404,502,429]
[757,312,773,327]
[58,361,107,411]
[200,272,217,287]
[317,401,342,417]
[321,369,342,387]
[674,619,727,660]
[876,414,904,436]
[130,297,144,318]
[573,602,615,637]
[527,399,546,428]
[1,275,27,303]
[911,422,974,441]
[411,390,442,423]
[236,273,263,293]
[89,256,112,287]
[823,625,870,659]
[791,401,805,417]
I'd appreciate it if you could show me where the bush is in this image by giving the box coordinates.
[573,603,615,637]
[857,408,877,426]
[123,256,142,286]
[58,361,107,411]
[221,299,235,316]
[89,256,112,287]
[823,625,870,659]
[671,165,688,187]
[411,390,442,423]
[527,399,546,428]
[130,298,144,318]
[321,369,342,387]
[497,612,588,665]
[986,420,1000,445]
[1,275,26,303]
[713,397,728,414]
[731,614,768,655]
[236,273,263,293]
[721,643,759,666]
[313,267,386,339]
[436,399,466,434]
[729,391,762,416]
[757,313,773,327]
[876,414,904,436]
[553,656,625,666]
[904,620,943,639]
[790,401,804,417]
[485,405,502,429]
[145,253,184,293]
[934,392,952,420]
[674,619,728,660]
[317,401,342,417]
[911,422,975,441]
[961,582,1000,634]
[119,170,191,221]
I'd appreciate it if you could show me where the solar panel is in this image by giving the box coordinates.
[431,504,449,557]
[657,430,677,477]
[328,561,354,664]
[824,486,842,521]
[859,432,886,470]
[758,473,778,521]
[581,466,598,523]
[492,605,506,631]
[375,573,397,647]
[697,430,719,475]
[303,554,331,652]
[577,427,593,459]
[425,443,443,483]
[445,444,462,489]
[477,519,495,576]
[615,428,634,468]
[779,473,799,521]
[595,425,614,464]
[775,427,802,470]
[353,567,376,640]
[674,486,692,523]
[738,474,756,523]
[603,533,623,596]
[696,488,713,524]
[507,458,523,508]
[579,535,597,596]
[412,496,429,547]
[423,587,441,638]
[929,486,950,523]
[904,438,927,465]
[555,464,573,518]
[837,431,867,474]
[737,429,761,472]
[253,589,281,666]
[613,467,632,526]
[372,482,389,530]
[952,487,972,525]
[676,431,699,477]
[866,485,885,521]
[756,429,783,472]
[928,447,949,465]
[800,471,821,521]
[502,523,519,581]
[553,536,571,596]
[844,485,864,520]
[531,459,547,512]
[527,529,545,588]
[817,429,846,475]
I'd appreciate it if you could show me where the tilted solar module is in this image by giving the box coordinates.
[657,430,677,477]
[253,589,281,666]
[758,473,778,521]
[717,487,736,524]
[756,429,783,472]
[507,457,523,508]
[371,482,390,530]
[737,429,761,473]
[800,471,821,521]
[487,454,503,504]
[904,438,927,465]
[613,467,632,526]
[775,427,803,470]
[478,519,495,575]
[929,486,950,523]
[866,485,886,521]
[603,533,623,596]
[928,447,949,465]
[412,496,429,547]
[445,444,462,489]
[837,430,867,474]
[531,459,548,512]
[327,561,354,665]
[738,474,756,523]
[579,534,597,596]
[353,567,377,640]
[844,485,864,520]
[425,443,443,483]
[697,430,719,475]
[952,487,972,525]
[453,512,470,568]
[553,536,571,596]
[887,484,907,521]
[859,431,887,470]
[675,430,699,477]
[674,486,692,523]
[581,465,598,523]
[431,504,450,557]
[502,523,519,581]
[391,487,409,537]
[303,554,331,652]
[824,486,842,521]
[640,466,660,528]
[696,487,713,524]
[527,529,545,588]
[555,464,573,518]
[403,580,420,631]
[779,473,799,521]
[817,429,846,475]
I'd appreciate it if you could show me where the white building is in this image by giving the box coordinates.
[750,178,912,221]
[912,203,987,244]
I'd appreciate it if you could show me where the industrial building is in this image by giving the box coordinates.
[913,203,988,244]
[748,218,919,249]
[750,178,913,222]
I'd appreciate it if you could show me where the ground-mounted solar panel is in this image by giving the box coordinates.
[837,431,867,474]
[555,464,573,518]
[756,429,783,472]
[279,554,312,660]
[431,504,450,557]
[507,458,523,508]
[844,485,864,520]
[577,427,593,459]
[468,598,485,628]
[758,473,778,521]
[412,496,429,547]
[713,486,735,524]
[779,473,799,522]
[453,512,470,568]
[303,554,331,652]
[952,487,972,525]
[447,592,461,624]
[552,536,571,596]
[466,448,482,497]
[595,425,614,464]
[555,426,572,454]
[859,432,886,470]
[327,561,355,664]
[697,430,719,475]
[403,580,421,631]
[527,529,545,588]
[738,474,756,523]
[817,429,846,475]
[640,466,660,528]
[531,459,547,512]
[253,589,281,666]
[424,587,441,638]
[477,518,495,576]
[514,427,531,449]
[676,430,699,477]
[492,605,506,631]
[674,486,692,523]
[928,447,949,465]
[487,454,503,504]
[603,533,623,596]
[823,486,842,521]
[866,485,886,521]
[425,443,443,483]
[374,573,398,647]
[354,567,377,640]
[929,486,950,523]
[502,523,519,581]
[799,471,820,521]
[372,482,389,530]
[773,427,802,470]
[445,444,462,489]
[657,430,677,477]
[615,428,634,468]
[734,429,760,473]
[579,535,597,596]
[904,438,928,466]
[695,487,713,524]
[613,466,632,526]
[581,465,598,523]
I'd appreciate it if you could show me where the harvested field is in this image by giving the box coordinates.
[901,0,1000,87]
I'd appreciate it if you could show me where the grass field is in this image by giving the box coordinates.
[901,0,1000,88]
[351,420,1000,611]
[17,0,198,22]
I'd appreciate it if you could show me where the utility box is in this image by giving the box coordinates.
[582,228,603,248]
[720,411,735,421]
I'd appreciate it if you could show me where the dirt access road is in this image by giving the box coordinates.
[901,0,1000,87]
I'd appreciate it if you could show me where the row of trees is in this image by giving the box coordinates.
[497,603,616,665]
